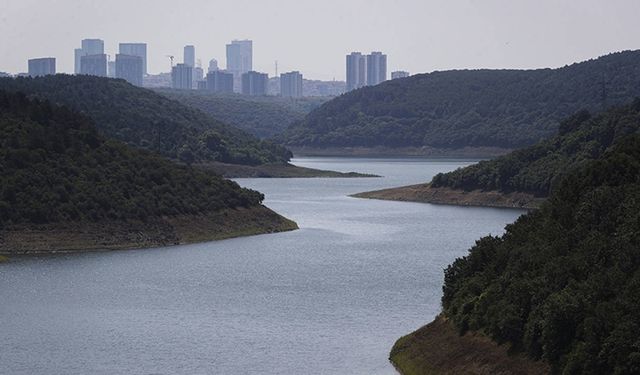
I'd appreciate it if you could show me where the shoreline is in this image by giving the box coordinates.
[390,315,550,375]
[195,162,379,178]
[352,184,544,210]
[0,205,297,256]
[288,146,512,159]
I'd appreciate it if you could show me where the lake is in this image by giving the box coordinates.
[0,157,525,375]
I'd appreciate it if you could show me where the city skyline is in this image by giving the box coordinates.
[3,0,640,80]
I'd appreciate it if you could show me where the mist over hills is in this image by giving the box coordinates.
[157,89,328,139]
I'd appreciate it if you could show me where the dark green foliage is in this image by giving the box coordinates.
[0,75,292,165]
[441,116,640,374]
[0,91,264,226]
[431,99,640,196]
[158,89,328,138]
[284,51,640,150]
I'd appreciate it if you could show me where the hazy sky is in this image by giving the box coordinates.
[1,0,639,80]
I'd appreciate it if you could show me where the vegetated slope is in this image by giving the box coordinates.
[0,75,291,165]
[284,50,640,151]
[431,99,640,197]
[439,133,640,373]
[157,89,328,138]
[0,91,296,253]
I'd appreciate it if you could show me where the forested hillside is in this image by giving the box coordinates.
[431,99,640,196]
[284,51,640,151]
[441,132,640,374]
[0,90,270,226]
[0,75,291,165]
[158,89,327,138]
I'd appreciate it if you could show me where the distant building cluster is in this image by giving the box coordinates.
[242,71,268,96]
[391,71,411,79]
[28,57,56,77]
[72,39,147,86]
[280,71,303,98]
[171,63,192,90]
[75,39,104,75]
[206,70,234,93]
[20,37,405,97]
[346,51,395,91]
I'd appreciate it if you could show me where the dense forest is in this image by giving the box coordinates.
[431,99,640,196]
[441,105,640,373]
[158,89,327,138]
[0,75,291,165]
[283,50,640,150]
[0,90,265,226]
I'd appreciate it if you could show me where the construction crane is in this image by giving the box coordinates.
[165,55,175,70]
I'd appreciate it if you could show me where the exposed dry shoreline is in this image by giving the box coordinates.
[195,162,379,178]
[390,315,550,375]
[353,184,545,209]
[289,146,512,159]
[0,205,297,255]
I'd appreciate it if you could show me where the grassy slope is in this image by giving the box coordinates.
[390,316,550,375]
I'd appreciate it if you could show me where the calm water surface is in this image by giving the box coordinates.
[0,158,525,375]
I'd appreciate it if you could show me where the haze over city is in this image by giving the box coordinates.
[2,0,640,79]
[3,2,640,375]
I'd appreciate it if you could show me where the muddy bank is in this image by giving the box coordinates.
[289,146,511,159]
[390,315,550,375]
[195,162,378,178]
[0,206,297,255]
[353,184,544,209]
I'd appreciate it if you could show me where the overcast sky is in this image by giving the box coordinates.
[1,0,639,80]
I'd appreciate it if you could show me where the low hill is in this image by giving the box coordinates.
[430,102,640,196]
[157,89,328,138]
[0,91,296,254]
[284,50,640,154]
[0,75,292,165]
[391,111,640,374]
[356,99,640,208]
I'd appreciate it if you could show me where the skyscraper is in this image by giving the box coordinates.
[107,58,116,78]
[184,45,195,67]
[346,52,366,91]
[226,40,252,92]
[28,58,56,77]
[74,48,83,74]
[119,43,147,75]
[116,54,143,86]
[280,71,303,98]
[206,70,234,93]
[172,63,193,90]
[75,39,104,74]
[193,66,204,82]
[241,71,268,96]
[80,54,107,77]
[366,52,387,86]
[208,59,219,72]
[391,71,410,79]
[82,39,104,55]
